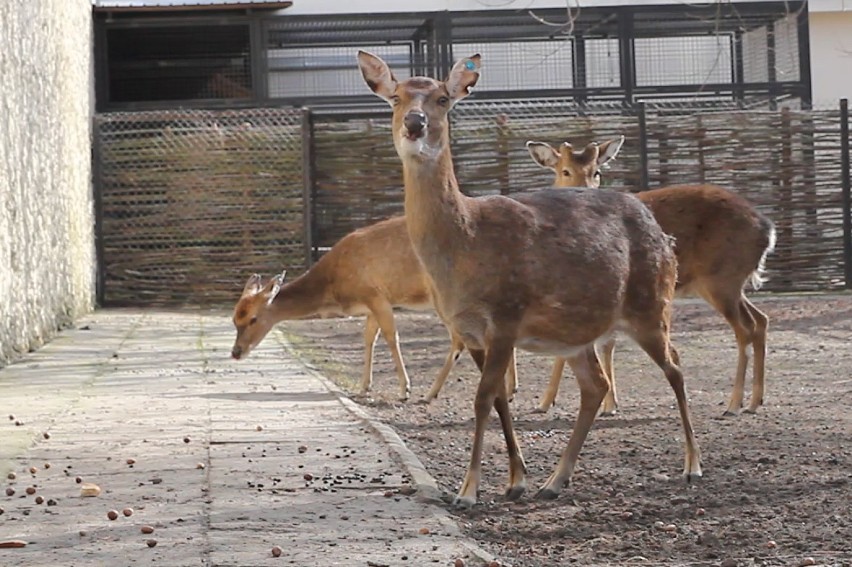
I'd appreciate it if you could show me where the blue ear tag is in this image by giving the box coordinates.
[465,60,476,71]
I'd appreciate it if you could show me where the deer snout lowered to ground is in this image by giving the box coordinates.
[527,138,776,416]
[230,216,517,401]
[359,50,702,508]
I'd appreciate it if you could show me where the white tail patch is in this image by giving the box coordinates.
[750,225,777,290]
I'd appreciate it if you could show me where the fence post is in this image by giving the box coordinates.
[301,107,315,270]
[92,115,106,306]
[496,114,510,195]
[637,101,649,190]
[841,98,851,288]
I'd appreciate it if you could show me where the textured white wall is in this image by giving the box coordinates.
[809,11,852,106]
[0,0,95,366]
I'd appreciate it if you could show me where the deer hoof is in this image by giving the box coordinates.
[599,408,618,417]
[531,406,549,415]
[452,495,476,510]
[742,405,760,415]
[504,485,525,501]
[534,487,560,501]
[721,409,739,418]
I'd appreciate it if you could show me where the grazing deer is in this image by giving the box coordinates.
[527,138,775,416]
[359,51,702,508]
[230,215,517,401]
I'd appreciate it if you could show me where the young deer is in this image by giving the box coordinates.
[359,51,702,508]
[527,138,775,416]
[230,215,517,401]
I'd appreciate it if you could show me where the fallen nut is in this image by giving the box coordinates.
[454,560,466,567]
[107,510,119,520]
[183,437,191,444]
[122,507,133,517]
[43,432,50,440]
[146,539,157,548]
[75,476,83,484]
[5,488,15,497]
[767,540,777,549]
[80,483,101,497]
[25,487,36,495]
[297,445,307,454]
[141,525,155,534]
[7,415,13,421]
[78,530,87,537]
[28,467,37,475]
[196,463,205,470]
[6,473,15,480]
[256,425,263,432]
[0,540,27,548]
[418,527,430,535]
[43,463,51,470]
[35,496,44,505]
[271,545,282,557]
[126,458,136,466]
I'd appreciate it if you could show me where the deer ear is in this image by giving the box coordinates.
[597,136,625,167]
[242,273,263,297]
[357,50,398,103]
[445,55,480,105]
[265,273,284,306]
[526,141,560,170]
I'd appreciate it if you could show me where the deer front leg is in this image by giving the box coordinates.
[537,347,608,500]
[370,301,411,401]
[424,330,466,402]
[358,314,381,395]
[743,299,769,414]
[505,348,518,401]
[535,357,566,413]
[455,336,520,509]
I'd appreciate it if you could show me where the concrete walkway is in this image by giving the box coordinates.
[0,310,492,567]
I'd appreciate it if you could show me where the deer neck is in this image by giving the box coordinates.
[401,146,473,297]
[267,267,331,321]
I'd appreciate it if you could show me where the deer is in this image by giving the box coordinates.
[526,138,775,416]
[358,51,702,508]
[230,215,518,402]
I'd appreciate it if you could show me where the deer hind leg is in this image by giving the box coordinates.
[598,337,619,416]
[537,346,608,500]
[535,357,566,413]
[702,287,758,416]
[455,336,523,509]
[369,300,411,401]
[358,314,381,395]
[742,297,768,414]
[632,327,702,481]
[506,348,518,401]
[424,330,466,403]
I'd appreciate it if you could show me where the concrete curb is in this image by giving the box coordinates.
[278,334,503,566]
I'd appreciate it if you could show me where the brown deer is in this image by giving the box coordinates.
[230,215,518,401]
[527,138,775,416]
[358,51,702,508]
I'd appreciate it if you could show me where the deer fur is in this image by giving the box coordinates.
[528,138,775,416]
[359,51,702,508]
[230,215,517,401]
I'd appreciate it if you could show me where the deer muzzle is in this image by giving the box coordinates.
[403,111,427,139]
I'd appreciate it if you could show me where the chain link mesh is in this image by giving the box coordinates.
[95,108,305,307]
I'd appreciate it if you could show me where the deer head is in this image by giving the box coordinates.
[357,50,480,162]
[231,270,285,360]
[526,136,625,188]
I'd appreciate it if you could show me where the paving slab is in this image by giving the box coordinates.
[0,310,494,567]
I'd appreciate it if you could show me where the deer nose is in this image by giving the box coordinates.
[403,111,427,137]
[231,345,243,360]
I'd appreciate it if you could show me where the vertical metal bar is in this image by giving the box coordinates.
[796,3,813,107]
[251,17,269,102]
[733,30,745,107]
[637,101,649,190]
[300,107,315,269]
[92,115,106,306]
[617,8,635,105]
[572,35,587,105]
[841,98,852,288]
[767,22,777,110]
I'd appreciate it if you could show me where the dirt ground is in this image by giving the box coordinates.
[282,294,852,567]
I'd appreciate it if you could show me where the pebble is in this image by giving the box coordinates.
[141,526,155,534]
[271,545,282,557]
[107,510,119,520]
[146,539,157,548]
[797,559,816,567]
[298,445,308,454]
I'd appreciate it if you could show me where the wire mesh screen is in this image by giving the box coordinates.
[95,108,305,307]
[307,101,847,292]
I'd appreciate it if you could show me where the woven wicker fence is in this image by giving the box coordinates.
[95,108,305,307]
[308,100,849,292]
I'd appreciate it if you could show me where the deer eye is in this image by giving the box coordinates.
[561,170,571,177]
[249,316,258,325]
[390,95,401,106]
[437,96,450,106]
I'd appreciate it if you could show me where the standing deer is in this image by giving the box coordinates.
[358,51,702,507]
[230,215,517,401]
[527,138,775,416]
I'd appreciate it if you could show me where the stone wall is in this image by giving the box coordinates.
[0,0,95,366]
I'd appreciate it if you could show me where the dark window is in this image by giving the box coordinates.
[106,24,252,103]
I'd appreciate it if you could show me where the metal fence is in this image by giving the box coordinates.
[95,99,852,306]
[94,108,305,306]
